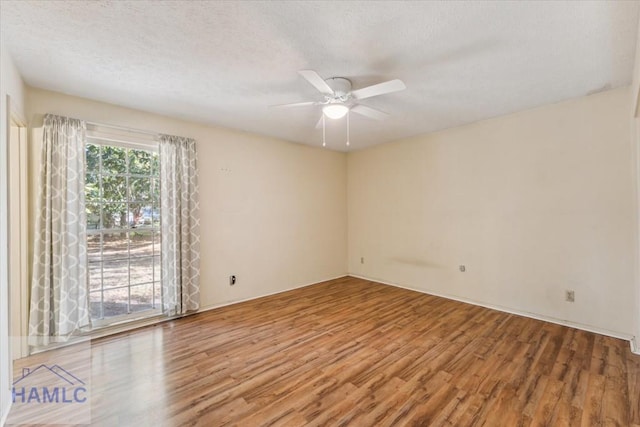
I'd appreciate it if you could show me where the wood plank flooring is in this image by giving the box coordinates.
[9,276,640,426]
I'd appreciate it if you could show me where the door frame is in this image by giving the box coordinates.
[7,96,29,360]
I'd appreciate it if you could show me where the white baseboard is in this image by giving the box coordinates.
[631,336,640,355]
[349,274,635,343]
[197,274,349,314]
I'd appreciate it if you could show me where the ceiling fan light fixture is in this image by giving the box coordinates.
[323,104,349,119]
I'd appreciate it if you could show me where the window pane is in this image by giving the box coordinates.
[101,146,127,175]
[86,143,100,170]
[102,288,128,318]
[86,203,101,229]
[89,291,103,319]
[130,257,153,285]
[85,173,100,201]
[153,281,161,308]
[152,205,161,228]
[151,152,159,175]
[129,203,143,228]
[151,178,160,206]
[102,259,129,289]
[144,205,157,228]
[102,233,129,260]
[102,176,127,202]
[130,230,153,256]
[153,255,161,283]
[129,149,152,175]
[87,234,101,262]
[89,262,102,291]
[130,284,153,313]
[130,177,151,203]
[129,204,156,229]
[102,203,128,229]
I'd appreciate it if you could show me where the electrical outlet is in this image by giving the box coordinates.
[230,275,236,286]
[565,290,575,302]
[361,257,364,264]
[459,265,466,272]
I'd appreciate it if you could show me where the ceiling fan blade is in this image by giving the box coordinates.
[351,104,389,120]
[271,101,318,108]
[351,79,406,100]
[298,70,335,95]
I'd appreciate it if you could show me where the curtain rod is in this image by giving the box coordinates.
[85,120,158,137]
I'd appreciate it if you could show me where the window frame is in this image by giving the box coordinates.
[85,129,163,328]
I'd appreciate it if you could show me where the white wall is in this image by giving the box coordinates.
[0,42,26,425]
[348,87,637,338]
[25,87,347,313]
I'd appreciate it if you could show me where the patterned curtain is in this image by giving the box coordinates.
[29,114,90,346]
[159,134,200,315]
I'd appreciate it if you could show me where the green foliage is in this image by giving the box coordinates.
[129,149,153,175]
[85,143,159,230]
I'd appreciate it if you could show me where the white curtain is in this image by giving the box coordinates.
[29,114,90,346]
[159,134,200,315]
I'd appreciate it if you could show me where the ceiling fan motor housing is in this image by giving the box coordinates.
[273,70,403,125]
[325,77,352,101]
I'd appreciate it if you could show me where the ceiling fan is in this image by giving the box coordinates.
[272,70,406,145]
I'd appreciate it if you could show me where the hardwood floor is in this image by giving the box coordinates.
[9,276,640,426]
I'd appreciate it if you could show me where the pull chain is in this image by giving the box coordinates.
[322,114,326,147]
[346,110,350,147]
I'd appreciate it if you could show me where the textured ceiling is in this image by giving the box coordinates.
[1,1,639,151]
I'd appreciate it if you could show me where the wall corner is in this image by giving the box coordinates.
[631,336,640,355]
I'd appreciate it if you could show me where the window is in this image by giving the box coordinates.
[85,141,161,324]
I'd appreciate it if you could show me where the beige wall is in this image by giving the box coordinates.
[25,87,348,312]
[633,21,640,118]
[0,42,26,424]
[632,22,640,352]
[348,87,637,338]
